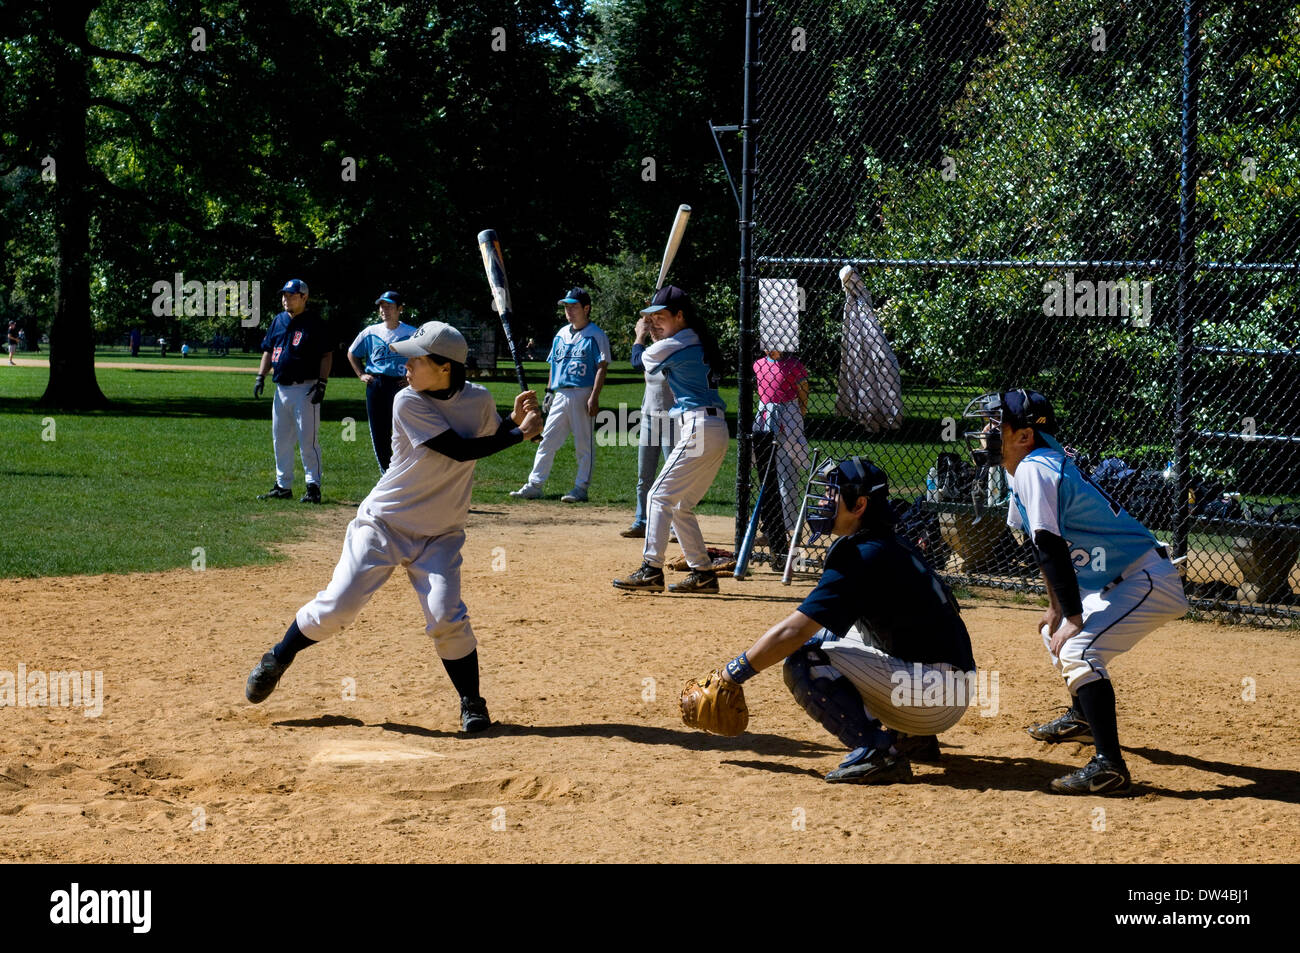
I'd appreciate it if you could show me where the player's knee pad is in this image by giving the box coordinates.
[782,638,876,750]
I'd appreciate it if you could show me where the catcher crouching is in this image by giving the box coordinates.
[680,457,978,784]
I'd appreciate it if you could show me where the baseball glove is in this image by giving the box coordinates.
[667,548,737,576]
[680,670,749,736]
[309,378,327,405]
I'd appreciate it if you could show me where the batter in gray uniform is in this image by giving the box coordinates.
[244,321,542,731]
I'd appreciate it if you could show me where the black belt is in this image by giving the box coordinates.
[1103,545,1169,592]
[706,407,718,416]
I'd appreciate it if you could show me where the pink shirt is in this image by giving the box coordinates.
[754,356,808,404]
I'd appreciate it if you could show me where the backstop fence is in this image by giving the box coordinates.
[734,0,1300,623]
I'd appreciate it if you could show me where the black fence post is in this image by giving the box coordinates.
[1173,0,1203,563]
[735,0,761,552]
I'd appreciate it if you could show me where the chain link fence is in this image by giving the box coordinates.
[738,0,1300,623]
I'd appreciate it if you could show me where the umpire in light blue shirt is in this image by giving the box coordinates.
[348,291,418,473]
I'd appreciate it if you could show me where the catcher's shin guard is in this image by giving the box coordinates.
[783,637,885,750]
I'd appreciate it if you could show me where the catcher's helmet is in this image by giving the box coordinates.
[962,389,1056,466]
[806,456,891,535]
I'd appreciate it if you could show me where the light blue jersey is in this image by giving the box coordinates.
[350,321,418,377]
[1007,440,1160,592]
[548,323,611,389]
[641,328,726,415]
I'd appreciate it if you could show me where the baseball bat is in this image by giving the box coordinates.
[477,229,528,394]
[477,229,542,441]
[656,204,692,290]
[783,447,822,586]
[733,446,776,581]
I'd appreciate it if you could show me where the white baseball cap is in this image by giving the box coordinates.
[391,321,469,364]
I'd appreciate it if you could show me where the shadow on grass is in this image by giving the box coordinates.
[0,392,538,425]
[0,469,81,479]
[0,394,372,421]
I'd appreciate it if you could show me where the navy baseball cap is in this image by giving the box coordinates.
[375,291,403,306]
[1000,388,1056,433]
[558,287,591,307]
[641,285,689,314]
[280,278,309,295]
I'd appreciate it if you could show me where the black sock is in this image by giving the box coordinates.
[1076,679,1122,763]
[271,619,317,665]
[442,650,480,700]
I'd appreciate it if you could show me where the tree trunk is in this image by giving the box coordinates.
[38,16,107,409]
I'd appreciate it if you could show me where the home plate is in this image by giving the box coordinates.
[311,740,447,765]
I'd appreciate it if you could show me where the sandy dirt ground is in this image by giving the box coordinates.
[1,503,1297,863]
[9,358,255,373]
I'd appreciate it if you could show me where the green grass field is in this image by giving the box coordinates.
[1,358,956,578]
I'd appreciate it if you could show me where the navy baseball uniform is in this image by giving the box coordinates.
[679,457,977,784]
[261,301,329,497]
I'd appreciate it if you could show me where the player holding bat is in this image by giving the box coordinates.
[243,321,542,733]
[612,285,730,594]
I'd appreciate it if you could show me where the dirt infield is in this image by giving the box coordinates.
[2,504,1297,863]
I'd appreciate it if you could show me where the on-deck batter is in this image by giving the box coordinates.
[243,320,542,732]
[612,285,729,595]
[964,389,1188,794]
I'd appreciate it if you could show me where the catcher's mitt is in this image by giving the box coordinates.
[667,547,737,576]
[680,670,749,736]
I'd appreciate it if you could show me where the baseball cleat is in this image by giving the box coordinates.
[300,483,322,504]
[620,524,647,538]
[1049,754,1132,795]
[668,569,719,594]
[561,486,588,503]
[245,652,288,703]
[1027,707,1093,743]
[258,484,293,500]
[460,696,491,733]
[612,562,666,592]
[825,746,913,784]
[894,733,942,763]
[509,483,543,499]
